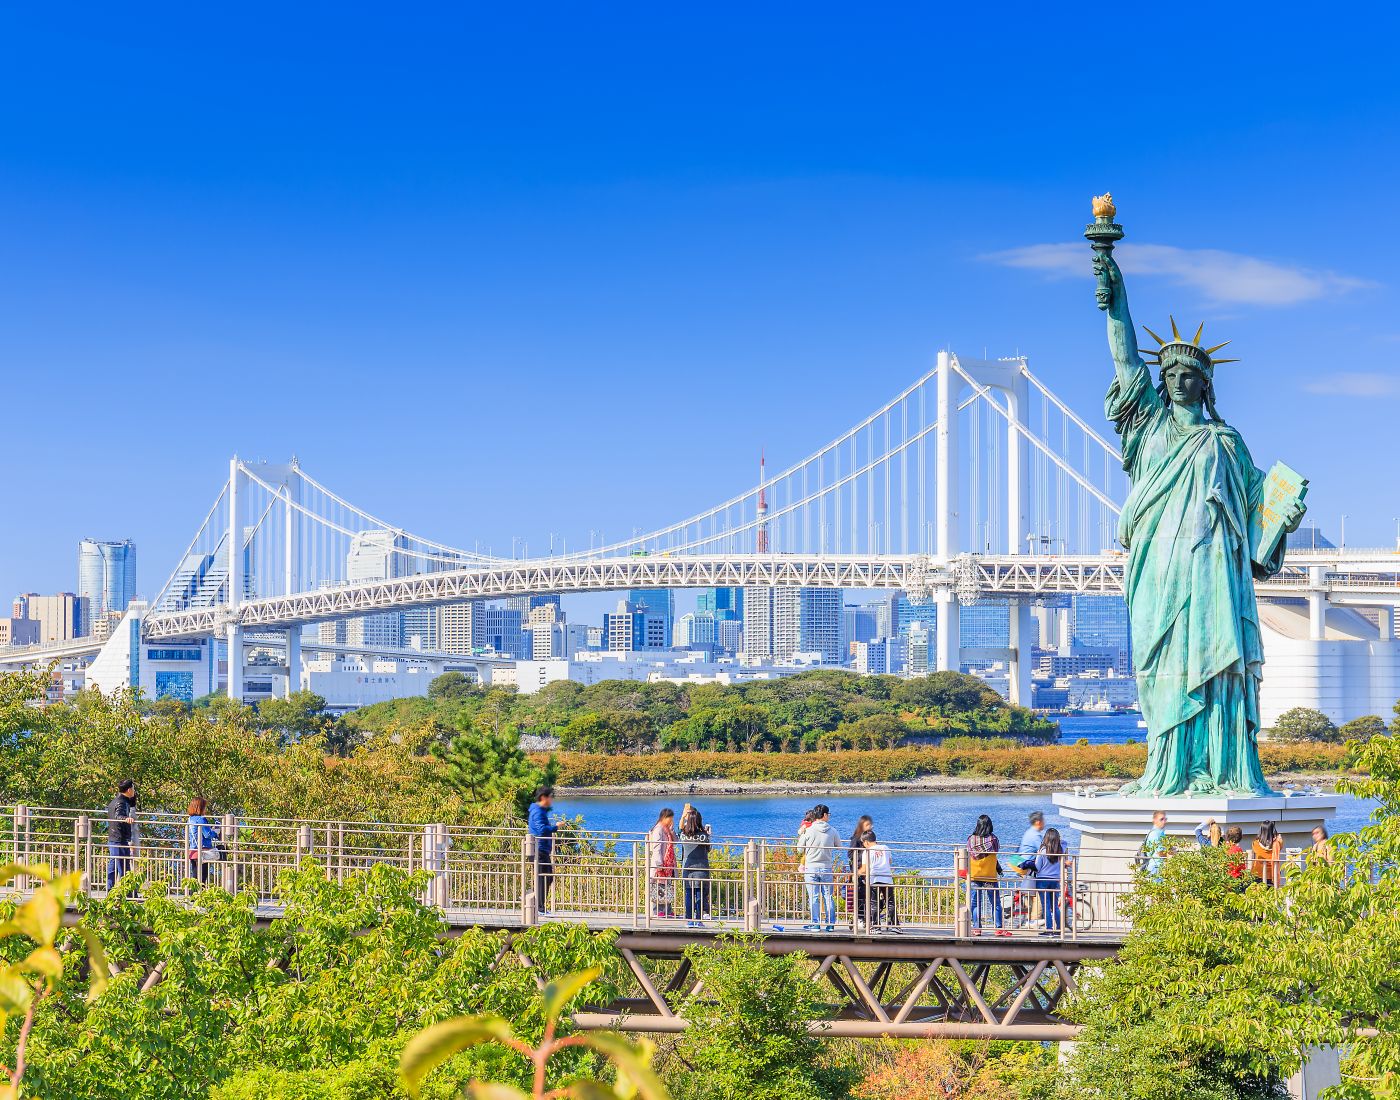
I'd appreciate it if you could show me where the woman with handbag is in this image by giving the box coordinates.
[967,814,1007,936]
[647,807,677,918]
[186,797,220,885]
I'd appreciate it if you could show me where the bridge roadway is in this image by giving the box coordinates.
[10,805,1130,1040]
[140,548,1400,640]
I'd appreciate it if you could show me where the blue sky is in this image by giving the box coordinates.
[4,5,1399,611]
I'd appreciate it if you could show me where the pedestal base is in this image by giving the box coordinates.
[1052,792,1340,880]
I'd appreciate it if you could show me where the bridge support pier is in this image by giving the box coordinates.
[1009,600,1034,708]
[285,628,301,697]
[1307,566,1327,640]
[225,624,244,702]
[935,591,960,673]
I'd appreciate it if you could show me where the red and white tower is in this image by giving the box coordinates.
[756,450,769,553]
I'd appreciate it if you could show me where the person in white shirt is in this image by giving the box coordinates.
[861,830,900,933]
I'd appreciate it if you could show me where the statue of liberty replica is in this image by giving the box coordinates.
[1087,195,1308,798]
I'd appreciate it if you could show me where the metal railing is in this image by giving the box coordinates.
[0,805,1309,941]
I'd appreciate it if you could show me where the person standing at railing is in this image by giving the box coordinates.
[1016,811,1046,927]
[647,808,677,918]
[1250,821,1284,886]
[797,804,838,932]
[847,814,873,930]
[104,779,137,891]
[1034,828,1065,937]
[967,815,1007,937]
[1224,826,1247,880]
[185,797,220,885]
[528,786,559,914]
[1193,818,1223,848]
[1309,825,1333,866]
[861,830,899,933]
[1139,810,1169,877]
[677,805,712,927]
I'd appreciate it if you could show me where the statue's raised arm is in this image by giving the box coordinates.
[1085,193,1148,392]
[1095,252,1148,389]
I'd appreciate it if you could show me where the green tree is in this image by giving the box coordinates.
[891,671,1001,715]
[429,672,480,701]
[1339,713,1387,743]
[256,689,332,742]
[1267,706,1339,743]
[435,719,558,817]
[667,936,855,1100]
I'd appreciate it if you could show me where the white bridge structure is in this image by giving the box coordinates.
[5,352,1398,714]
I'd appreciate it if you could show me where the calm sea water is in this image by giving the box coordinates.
[564,712,1368,846]
[565,789,1377,849]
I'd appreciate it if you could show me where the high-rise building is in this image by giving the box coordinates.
[627,589,674,647]
[21,593,90,643]
[78,538,136,617]
[91,610,126,642]
[439,602,479,654]
[401,607,439,650]
[0,619,40,647]
[477,606,526,658]
[741,587,844,663]
[343,530,405,648]
[854,637,906,675]
[1069,595,1130,653]
[526,602,569,660]
[844,605,879,649]
[675,611,717,648]
[960,602,1010,649]
[716,618,743,654]
[506,594,562,615]
[604,600,644,652]
[696,588,743,617]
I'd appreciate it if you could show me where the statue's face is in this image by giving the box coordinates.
[1163,361,1207,407]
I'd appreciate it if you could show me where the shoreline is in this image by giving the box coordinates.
[559,770,1347,799]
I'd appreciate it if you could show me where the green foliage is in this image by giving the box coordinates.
[398,967,668,1100]
[1060,731,1400,1099]
[435,719,559,817]
[1339,714,1387,743]
[430,672,481,701]
[1267,706,1340,743]
[349,669,1057,755]
[667,936,856,1100]
[256,690,334,743]
[6,866,625,1100]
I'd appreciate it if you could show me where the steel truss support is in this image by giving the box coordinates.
[564,932,1112,1042]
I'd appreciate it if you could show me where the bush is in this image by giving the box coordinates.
[1267,707,1340,744]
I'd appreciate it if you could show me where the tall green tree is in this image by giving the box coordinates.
[666,936,856,1100]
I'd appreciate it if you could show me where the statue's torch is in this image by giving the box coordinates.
[1085,193,1124,311]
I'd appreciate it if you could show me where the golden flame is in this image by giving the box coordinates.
[1091,193,1116,219]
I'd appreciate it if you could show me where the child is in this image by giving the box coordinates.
[862,830,900,933]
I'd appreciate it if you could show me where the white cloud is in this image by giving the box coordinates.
[984,242,1372,307]
[1303,372,1400,398]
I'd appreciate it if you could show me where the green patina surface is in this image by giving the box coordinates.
[1086,209,1305,797]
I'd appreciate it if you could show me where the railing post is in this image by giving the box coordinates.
[435,825,449,910]
[1066,857,1076,942]
[296,825,312,868]
[220,813,237,893]
[744,840,760,933]
[631,843,641,929]
[76,815,91,893]
[954,846,971,938]
[521,835,538,927]
[642,836,652,930]
[336,821,345,884]
[15,806,30,889]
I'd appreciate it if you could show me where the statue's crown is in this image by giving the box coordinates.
[1141,316,1239,377]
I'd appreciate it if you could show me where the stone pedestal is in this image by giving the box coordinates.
[1052,792,1340,880]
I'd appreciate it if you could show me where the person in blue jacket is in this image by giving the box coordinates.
[528,786,559,913]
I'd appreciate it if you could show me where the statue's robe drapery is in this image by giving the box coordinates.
[1108,359,1284,797]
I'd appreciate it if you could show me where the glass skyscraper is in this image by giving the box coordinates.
[77,538,136,617]
[627,589,674,646]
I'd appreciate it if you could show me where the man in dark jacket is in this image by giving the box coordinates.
[105,779,137,890]
[527,786,558,914]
